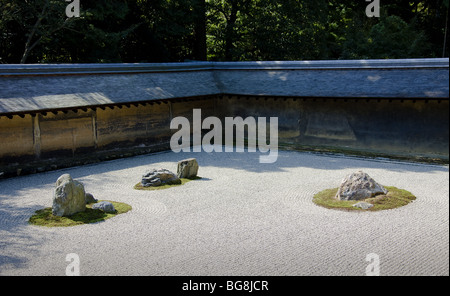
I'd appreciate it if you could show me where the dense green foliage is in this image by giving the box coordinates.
[0,0,448,63]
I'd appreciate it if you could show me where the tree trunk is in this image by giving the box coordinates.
[225,0,239,61]
[21,16,45,64]
[443,7,448,57]
[193,0,207,61]
[20,0,49,64]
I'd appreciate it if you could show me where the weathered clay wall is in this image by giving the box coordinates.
[0,98,217,178]
[96,103,171,149]
[39,111,95,158]
[215,96,449,161]
[0,115,35,158]
[0,96,448,178]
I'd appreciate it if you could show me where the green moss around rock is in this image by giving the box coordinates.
[313,186,416,212]
[28,200,132,227]
[134,176,201,191]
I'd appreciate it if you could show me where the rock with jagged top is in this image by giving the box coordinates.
[336,171,388,201]
[141,168,181,187]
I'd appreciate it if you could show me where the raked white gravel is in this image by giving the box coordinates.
[0,150,448,276]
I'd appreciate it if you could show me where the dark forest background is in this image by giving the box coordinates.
[0,0,448,64]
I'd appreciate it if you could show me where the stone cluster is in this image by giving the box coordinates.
[52,174,114,217]
[51,158,200,216]
[140,158,199,187]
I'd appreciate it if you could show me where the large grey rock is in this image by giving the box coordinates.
[177,158,199,179]
[92,201,116,213]
[141,168,181,187]
[336,171,388,201]
[52,174,86,217]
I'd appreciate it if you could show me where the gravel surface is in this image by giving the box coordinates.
[0,150,448,276]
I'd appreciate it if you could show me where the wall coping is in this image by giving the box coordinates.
[0,59,448,116]
[0,58,448,76]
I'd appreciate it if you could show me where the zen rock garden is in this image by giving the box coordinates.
[49,158,199,220]
[31,158,414,228]
[29,157,200,227]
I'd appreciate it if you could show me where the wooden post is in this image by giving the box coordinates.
[33,114,41,159]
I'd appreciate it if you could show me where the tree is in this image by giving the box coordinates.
[63,0,136,63]
[206,0,329,61]
[20,0,75,63]
[0,0,139,63]
[135,0,206,62]
[193,0,207,60]
[206,0,249,60]
[1,0,448,63]
[340,1,446,59]
[0,0,76,63]
[369,15,430,58]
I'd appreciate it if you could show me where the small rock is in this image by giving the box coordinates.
[336,171,388,201]
[52,174,86,217]
[141,168,181,187]
[353,201,374,210]
[92,201,116,213]
[177,158,199,179]
[85,193,98,204]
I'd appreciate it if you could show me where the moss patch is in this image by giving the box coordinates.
[134,176,202,191]
[313,186,416,212]
[29,200,132,227]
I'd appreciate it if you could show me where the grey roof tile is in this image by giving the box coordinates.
[0,59,448,114]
